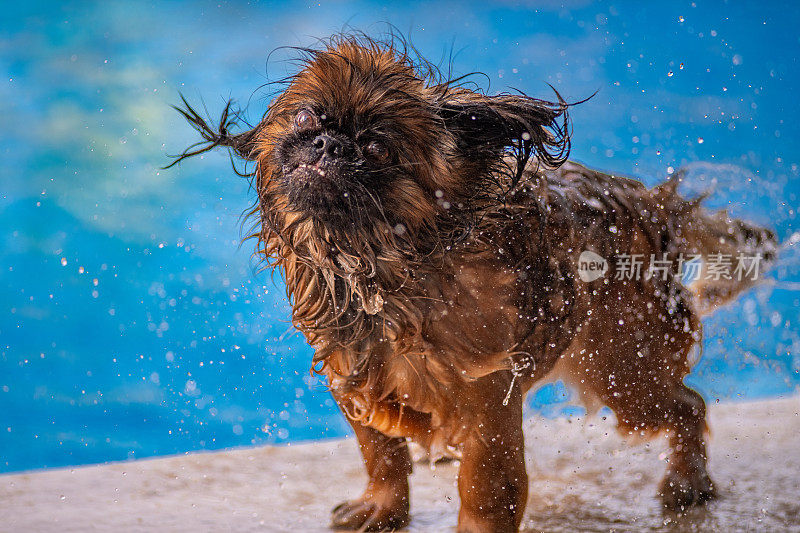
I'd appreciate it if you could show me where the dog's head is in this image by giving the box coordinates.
[172,35,570,242]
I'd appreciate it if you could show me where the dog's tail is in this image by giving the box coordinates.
[653,175,778,316]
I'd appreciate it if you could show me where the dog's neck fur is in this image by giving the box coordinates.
[262,201,428,365]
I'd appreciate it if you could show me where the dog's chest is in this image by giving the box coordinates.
[420,259,524,366]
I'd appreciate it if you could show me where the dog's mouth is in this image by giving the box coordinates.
[291,161,328,178]
[284,159,341,192]
[283,159,356,218]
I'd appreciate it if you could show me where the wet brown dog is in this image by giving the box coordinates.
[171,35,776,532]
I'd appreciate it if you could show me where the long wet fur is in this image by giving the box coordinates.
[170,32,777,532]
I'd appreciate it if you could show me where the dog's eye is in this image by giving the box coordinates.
[294,110,318,132]
[364,140,389,163]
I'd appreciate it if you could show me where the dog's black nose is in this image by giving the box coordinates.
[312,134,343,159]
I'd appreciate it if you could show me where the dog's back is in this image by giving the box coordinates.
[539,160,777,315]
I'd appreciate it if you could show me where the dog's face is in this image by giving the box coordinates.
[251,39,570,236]
[262,44,452,231]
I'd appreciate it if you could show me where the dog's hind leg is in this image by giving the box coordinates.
[558,289,715,512]
[330,401,412,531]
[657,384,715,511]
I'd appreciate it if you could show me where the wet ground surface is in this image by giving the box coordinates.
[2,397,798,532]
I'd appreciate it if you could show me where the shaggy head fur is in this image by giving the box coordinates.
[258,37,569,234]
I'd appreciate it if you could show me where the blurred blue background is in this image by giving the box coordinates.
[2,1,799,474]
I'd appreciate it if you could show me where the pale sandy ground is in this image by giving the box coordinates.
[2,397,799,532]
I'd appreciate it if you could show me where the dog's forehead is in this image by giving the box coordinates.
[294,47,430,124]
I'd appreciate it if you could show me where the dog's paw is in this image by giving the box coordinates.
[330,497,409,531]
[659,468,716,512]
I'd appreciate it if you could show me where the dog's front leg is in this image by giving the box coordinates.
[330,396,412,531]
[457,372,528,533]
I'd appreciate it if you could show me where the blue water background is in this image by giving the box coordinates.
[2,1,799,473]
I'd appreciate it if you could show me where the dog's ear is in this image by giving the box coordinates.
[165,95,263,170]
[437,91,571,180]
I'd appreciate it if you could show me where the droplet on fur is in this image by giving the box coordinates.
[363,293,384,315]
